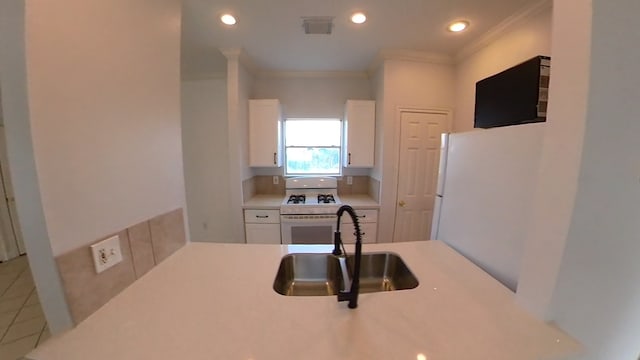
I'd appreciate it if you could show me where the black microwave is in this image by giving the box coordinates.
[474,55,550,129]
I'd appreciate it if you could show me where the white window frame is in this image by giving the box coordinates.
[284,118,342,177]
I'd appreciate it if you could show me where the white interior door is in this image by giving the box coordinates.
[393,110,448,242]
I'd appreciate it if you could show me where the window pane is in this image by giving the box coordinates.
[285,119,341,147]
[286,147,340,174]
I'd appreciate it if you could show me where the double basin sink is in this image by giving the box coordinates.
[273,252,419,296]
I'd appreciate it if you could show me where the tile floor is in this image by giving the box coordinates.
[0,256,49,360]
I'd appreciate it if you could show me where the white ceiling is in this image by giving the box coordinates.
[181,0,538,76]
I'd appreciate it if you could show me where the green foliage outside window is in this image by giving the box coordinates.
[285,119,341,176]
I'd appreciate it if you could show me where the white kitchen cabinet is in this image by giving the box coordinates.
[249,99,282,167]
[343,100,375,167]
[340,209,378,244]
[244,209,281,244]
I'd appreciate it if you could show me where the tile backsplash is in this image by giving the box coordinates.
[242,176,285,199]
[241,177,257,200]
[254,176,285,196]
[244,175,375,198]
[369,177,380,202]
[56,208,186,324]
[337,176,370,195]
[128,220,156,278]
[149,209,187,263]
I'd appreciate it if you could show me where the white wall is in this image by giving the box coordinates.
[453,6,552,132]
[24,0,186,256]
[543,1,640,358]
[253,75,372,119]
[224,52,254,243]
[238,65,254,183]
[378,60,455,243]
[0,0,73,333]
[0,0,184,332]
[181,78,234,242]
[516,0,590,319]
[515,0,640,358]
[371,66,385,182]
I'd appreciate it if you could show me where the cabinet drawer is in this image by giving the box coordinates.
[340,209,378,224]
[244,209,280,224]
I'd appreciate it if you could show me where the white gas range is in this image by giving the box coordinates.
[280,177,342,244]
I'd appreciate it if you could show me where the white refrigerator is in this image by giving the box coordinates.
[430,123,545,291]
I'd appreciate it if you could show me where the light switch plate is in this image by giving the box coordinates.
[273,176,279,185]
[90,235,123,274]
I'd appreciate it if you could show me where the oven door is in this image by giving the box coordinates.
[280,214,337,245]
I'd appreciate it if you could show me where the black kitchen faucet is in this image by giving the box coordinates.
[332,205,362,309]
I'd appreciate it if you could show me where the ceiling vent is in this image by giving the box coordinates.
[302,16,334,35]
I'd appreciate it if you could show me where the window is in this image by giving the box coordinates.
[284,118,341,175]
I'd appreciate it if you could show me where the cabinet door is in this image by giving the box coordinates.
[340,222,377,244]
[245,223,281,244]
[249,99,282,167]
[343,100,375,167]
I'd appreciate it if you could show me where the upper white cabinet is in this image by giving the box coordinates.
[343,100,375,167]
[249,99,282,167]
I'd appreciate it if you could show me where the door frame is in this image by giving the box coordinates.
[391,107,451,241]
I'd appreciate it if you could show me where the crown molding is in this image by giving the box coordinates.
[219,47,258,75]
[217,50,369,79]
[454,0,553,63]
[367,49,454,74]
[256,71,369,79]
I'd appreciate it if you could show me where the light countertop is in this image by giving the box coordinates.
[339,194,380,208]
[28,241,581,360]
[243,194,379,209]
[242,194,283,209]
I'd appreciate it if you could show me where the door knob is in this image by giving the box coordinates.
[399,200,406,207]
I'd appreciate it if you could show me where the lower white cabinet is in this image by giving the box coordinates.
[340,209,378,244]
[244,209,281,244]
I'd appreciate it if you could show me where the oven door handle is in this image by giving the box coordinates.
[281,215,337,223]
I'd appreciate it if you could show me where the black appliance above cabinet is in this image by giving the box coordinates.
[474,55,550,129]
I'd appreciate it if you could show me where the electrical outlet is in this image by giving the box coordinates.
[90,235,123,274]
[273,176,279,185]
[347,176,353,185]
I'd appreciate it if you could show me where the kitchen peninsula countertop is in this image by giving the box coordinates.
[28,241,581,360]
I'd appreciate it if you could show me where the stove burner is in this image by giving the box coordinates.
[317,194,336,204]
[287,194,306,204]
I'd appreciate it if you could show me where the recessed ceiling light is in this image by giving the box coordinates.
[220,14,237,26]
[448,20,469,32]
[351,12,367,24]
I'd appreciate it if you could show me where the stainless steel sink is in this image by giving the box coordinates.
[273,252,418,296]
[347,252,419,293]
[273,254,344,296]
